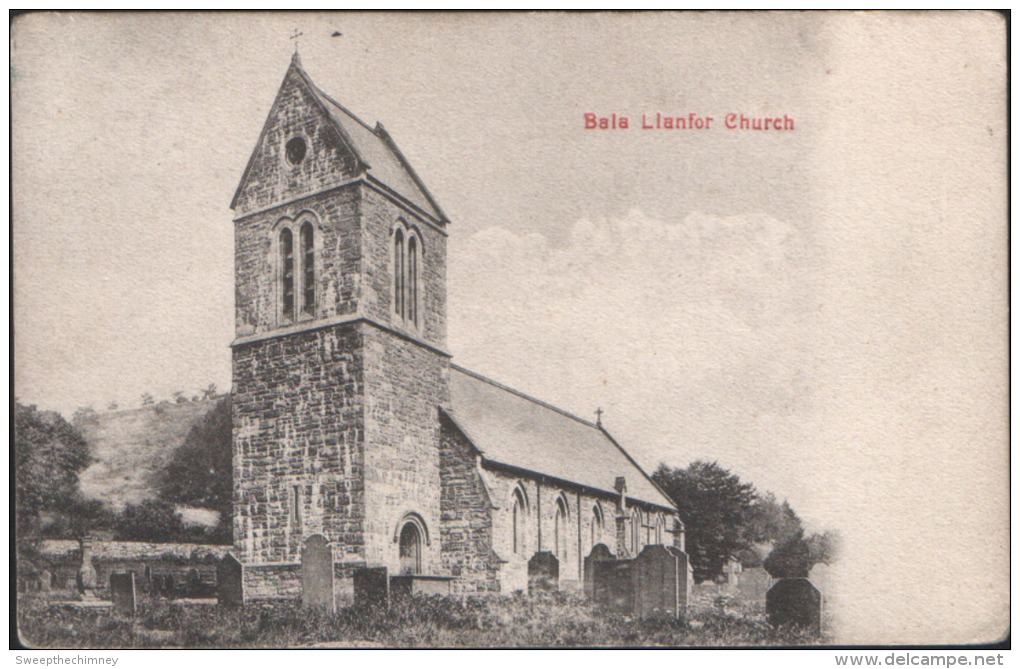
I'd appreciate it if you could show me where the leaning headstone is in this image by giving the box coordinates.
[353,566,389,610]
[766,577,822,633]
[109,572,137,615]
[301,535,335,612]
[528,551,559,593]
[217,554,244,608]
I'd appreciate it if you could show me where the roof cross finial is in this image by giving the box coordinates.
[595,407,604,427]
[290,28,304,54]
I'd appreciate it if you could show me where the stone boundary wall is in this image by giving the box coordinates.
[32,540,231,595]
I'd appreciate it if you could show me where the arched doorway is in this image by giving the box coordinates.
[399,522,423,575]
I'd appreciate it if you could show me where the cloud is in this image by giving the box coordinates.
[448,209,824,524]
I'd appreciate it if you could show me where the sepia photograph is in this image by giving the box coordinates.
[11,11,1008,650]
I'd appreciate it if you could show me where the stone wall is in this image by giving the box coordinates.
[483,469,678,593]
[232,323,366,566]
[234,185,361,337]
[233,63,360,218]
[361,325,449,574]
[360,186,447,350]
[34,540,229,596]
[438,414,500,594]
[244,561,366,607]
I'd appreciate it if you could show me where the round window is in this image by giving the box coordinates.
[285,137,307,165]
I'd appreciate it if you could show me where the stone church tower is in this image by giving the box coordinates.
[230,54,451,599]
[229,55,684,603]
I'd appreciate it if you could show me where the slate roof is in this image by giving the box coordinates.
[233,56,447,223]
[446,365,676,511]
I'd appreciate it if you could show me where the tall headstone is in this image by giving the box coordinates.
[584,544,615,599]
[669,546,692,612]
[301,535,335,612]
[75,538,98,601]
[109,572,137,615]
[766,577,822,634]
[187,567,203,597]
[598,558,636,613]
[353,567,389,610]
[217,554,244,608]
[633,544,687,618]
[528,551,559,593]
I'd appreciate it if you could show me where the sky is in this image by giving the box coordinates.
[12,12,1008,644]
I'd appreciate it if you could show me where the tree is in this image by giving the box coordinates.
[172,391,187,404]
[202,383,218,401]
[141,393,155,406]
[806,529,841,566]
[652,460,756,582]
[744,492,803,550]
[157,397,232,535]
[15,403,92,534]
[114,500,185,542]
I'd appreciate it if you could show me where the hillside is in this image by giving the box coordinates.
[76,399,219,511]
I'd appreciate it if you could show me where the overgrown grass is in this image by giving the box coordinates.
[17,592,824,649]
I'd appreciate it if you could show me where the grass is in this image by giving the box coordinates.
[17,591,824,649]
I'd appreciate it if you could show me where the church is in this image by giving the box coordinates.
[230,54,684,602]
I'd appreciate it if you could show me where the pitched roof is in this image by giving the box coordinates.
[233,56,447,224]
[446,365,676,511]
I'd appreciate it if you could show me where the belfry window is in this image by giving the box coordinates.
[392,223,422,328]
[278,217,317,326]
[300,222,315,317]
[407,235,418,326]
[280,228,295,322]
[394,229,405,318]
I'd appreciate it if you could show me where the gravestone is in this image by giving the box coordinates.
[737,566,772,603]
[583,544,615,599]
[353,566,389,610]
[668,546,692,612]
[76,539,98,601]
[633,544,687,618]
[187,568,203,597]
[301,535,335,612]
[597,558,635,613]
[163,574,176,599]
[766,577,822,633]
[217,554,244,608]
[109,572,137,615]
[39,569,52,593]
[528,551,559,593]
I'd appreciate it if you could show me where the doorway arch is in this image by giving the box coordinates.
[399,522,422,575]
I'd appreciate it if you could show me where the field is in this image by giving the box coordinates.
[16,591,825,649]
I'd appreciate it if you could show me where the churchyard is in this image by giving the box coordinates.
[17,589,826,649]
